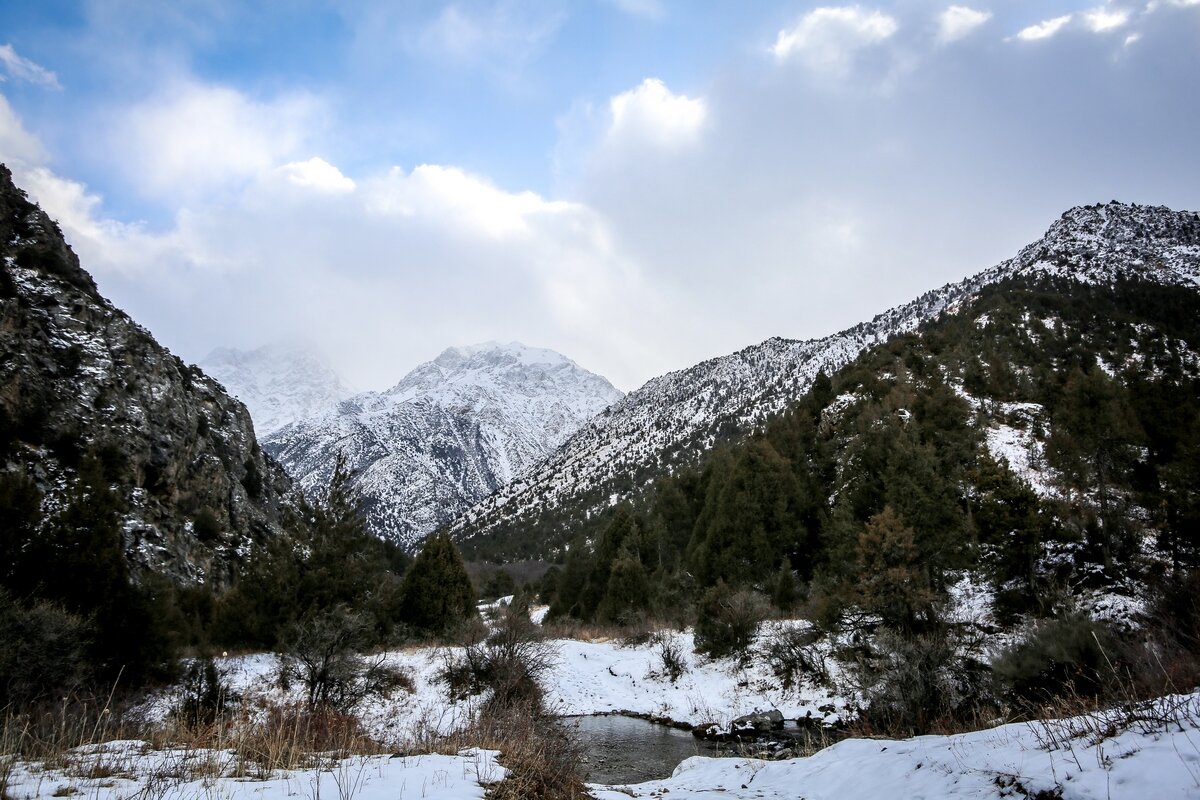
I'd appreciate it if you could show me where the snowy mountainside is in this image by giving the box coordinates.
[200,344,351,438]
[452,202,1200,553]
[264,342,623,548]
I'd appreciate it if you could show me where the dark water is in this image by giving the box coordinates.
[568,714,716,785]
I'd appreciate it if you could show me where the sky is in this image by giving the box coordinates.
[1,1,1198,392]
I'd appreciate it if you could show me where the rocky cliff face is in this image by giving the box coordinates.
[0,164,293,587]
[451,202,1200,554]
[264,342,623,549]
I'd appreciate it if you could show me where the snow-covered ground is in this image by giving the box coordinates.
[547,629,847,726]
[3,741,504,800]
[133,622,846,747]
[11,692,1200,799]
[593,693,1200,799]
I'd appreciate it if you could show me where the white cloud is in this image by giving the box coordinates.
[419,6,492,59]
[362,163,580,239]
[413,2,565,65]
[607,79,706,148]
[1084,8,1131,32]
[1146,0,1200,9]
[13,165,181,276]
[772,6,898,78]
[115,81,321,200]
[278,158,356,194]
[1,93,657,389]
[937,6,993,43]
[0,93,46,166]
[1015,15,1073,41]
[0,44,61,89]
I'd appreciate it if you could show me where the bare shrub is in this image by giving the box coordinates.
[484,720,588,800]
[617,613,653,647]
[278,606,412,713]
[992,614,1122,710]
[229,704,383,775]
[172,657,237,729]
[440,608,555,714]
[651,632,689,683]
[764,624,829,689]
[437,610,586,799]
[0,592,90,710]
[849,626,993,736]
[1135,570,1200,693]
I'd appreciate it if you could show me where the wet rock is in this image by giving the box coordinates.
[731,709,785,735]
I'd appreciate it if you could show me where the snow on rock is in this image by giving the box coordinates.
[591,693,1200,799]
[984,401,1057,498]
[264,341,623,548]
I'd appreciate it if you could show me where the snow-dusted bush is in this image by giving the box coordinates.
[693,585,770,662]
[652,632,689,683]
[852,627,993,736]
[993,614,1121,708]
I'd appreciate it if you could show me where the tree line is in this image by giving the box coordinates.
[0,454,478,710]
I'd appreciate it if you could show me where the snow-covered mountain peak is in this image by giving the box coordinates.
[436,340,573,368]
[385,341,619,412]
[1011,201,1200,285]
[200,343,351,438]
[263,343,623,548]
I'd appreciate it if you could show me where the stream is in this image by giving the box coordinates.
[568,714,715,785]
[568,713,841,785]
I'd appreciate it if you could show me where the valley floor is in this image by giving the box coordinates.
[133,617,850,744]
[7,694,1199,799]
[7,604,1197,799]
[9,609,1200,796]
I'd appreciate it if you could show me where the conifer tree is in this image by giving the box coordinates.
[548,542,590,619]
[599,541,651,623]
[1048,369,1143,572]
[852,507,937,634]
[398,533,476,636]
[692,439,804,587]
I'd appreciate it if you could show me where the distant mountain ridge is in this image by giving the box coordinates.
[264,341,623,548]
[201,344,351,438]
[451,201,1200,557]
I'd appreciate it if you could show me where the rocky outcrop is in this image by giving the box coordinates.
[0,164,293,587]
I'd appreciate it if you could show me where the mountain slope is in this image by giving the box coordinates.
[452,202,1200,558]
[0,164,293,586]
[543,271,1200,626]
[264,342,623,548]
[201,344,351,438]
